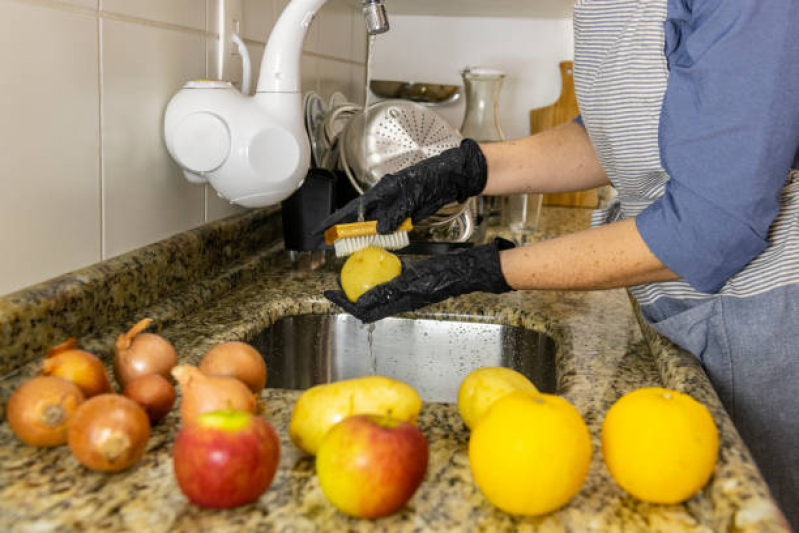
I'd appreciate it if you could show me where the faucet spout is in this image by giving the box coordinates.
[362,0,389,35]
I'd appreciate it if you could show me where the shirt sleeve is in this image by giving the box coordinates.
[635,0,799,293]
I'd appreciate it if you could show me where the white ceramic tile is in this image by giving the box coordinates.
[0,2,100,295]
[103,0,206,30]
[317,0,352,59]
[273,0,288,19]
[61,0,98,9]
[318,57,352,101]
[300,53,319,94]
[351,11,367,62]
[246,41,265,92]
[102,19,206,258]
[242,0,274,42]
[303,11,320,54]
[350,63,365,106]
[206,186,245,221]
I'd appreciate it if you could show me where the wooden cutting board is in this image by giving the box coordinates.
[530,61,599,208]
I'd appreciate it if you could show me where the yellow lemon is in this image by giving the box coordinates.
[469,390,592,516]
[601,387,719,504]
[340,247,402,302]
[458,367,537,430]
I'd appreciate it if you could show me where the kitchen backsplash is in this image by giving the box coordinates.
[371,14,574,141]
[0,0,366,296]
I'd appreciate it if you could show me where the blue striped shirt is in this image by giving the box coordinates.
[577,0,799,293]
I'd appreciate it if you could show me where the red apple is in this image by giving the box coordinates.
[173,410,280,508]
[316,414,428,518]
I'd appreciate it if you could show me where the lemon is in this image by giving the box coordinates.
[469,390,592,516]
[601,387,718,504]
[458,367,537,430]
[340,247,402,302]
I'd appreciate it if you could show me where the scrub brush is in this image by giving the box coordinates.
[324,219,413,257]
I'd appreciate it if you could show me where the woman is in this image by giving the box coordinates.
[321,0,799,525]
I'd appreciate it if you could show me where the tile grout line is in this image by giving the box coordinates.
[203,0,210,223]
[97,0,106,260]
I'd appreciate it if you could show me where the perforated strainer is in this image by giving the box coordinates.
[340,99,466,226]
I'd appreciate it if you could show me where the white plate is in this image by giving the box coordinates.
[303,91,327,167]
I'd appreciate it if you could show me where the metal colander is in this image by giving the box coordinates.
[339,99,466,227]
[342,99,461,188]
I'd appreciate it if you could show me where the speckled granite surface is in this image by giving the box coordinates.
[0,207,789,532]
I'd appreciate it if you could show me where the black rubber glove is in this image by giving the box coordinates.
[318,138,488,235]
[325,238,515,323]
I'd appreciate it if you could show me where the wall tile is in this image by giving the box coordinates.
[317,0,352,59]
[61,0,98,9]
[351,10,367,61]
[350,63,365,106]
[242,0,274,42]
[102,19,206,258]
[206,186,245,222]
[103,0,206,30]
[318,57,354,102]
[0,2,100,295]
[246,41,266,92]
[301,53,319,95]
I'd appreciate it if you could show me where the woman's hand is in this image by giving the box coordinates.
[317,139,488,235]
[325,238,515,323]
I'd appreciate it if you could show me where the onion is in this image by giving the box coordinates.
[41,338,112,398]
[7,376,85,447]
[67,394,150,472]
[114,318,177,388]
[123,374,176,424]
[199,341,267,394]
[172,365,256,424]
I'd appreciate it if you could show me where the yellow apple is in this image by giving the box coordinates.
[340,246,402,302]
[289,375,422,455]
[457,367,538,430]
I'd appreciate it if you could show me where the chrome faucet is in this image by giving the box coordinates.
[362,0,389,35]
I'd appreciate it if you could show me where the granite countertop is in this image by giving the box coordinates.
[0,207,789,532]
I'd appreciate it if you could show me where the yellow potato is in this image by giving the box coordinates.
[340,247,402,302]
[289,376,422,455]
[458,367,538,430]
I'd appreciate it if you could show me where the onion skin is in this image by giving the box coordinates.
[199,342,267,394]
[114,318,177,388]
[67,394,150,472]
[7,376,85,447]
[172,365,256,424]
[123,374,176,424]
[41,339,112,398]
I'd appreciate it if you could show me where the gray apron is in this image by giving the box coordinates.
[572,0,799,526]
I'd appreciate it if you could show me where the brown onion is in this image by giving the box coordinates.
[41,338,112,398]
[123,374,176,424]
[67,394,150,472]
[114,318,177,388]
[7,376,85,447]
[172,365,256,424]
[199,341,267,394]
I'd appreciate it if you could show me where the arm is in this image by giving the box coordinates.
[480,121,609,196]
[500,218,678,291]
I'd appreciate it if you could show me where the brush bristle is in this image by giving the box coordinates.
[333,231,410,257]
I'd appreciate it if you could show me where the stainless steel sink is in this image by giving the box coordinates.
[251,314,557,402]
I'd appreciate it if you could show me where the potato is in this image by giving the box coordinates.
[340,247,402,302]
[457,367,538,430]
[289,376,422,455]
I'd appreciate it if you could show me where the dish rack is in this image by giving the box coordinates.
[304,91,475,243]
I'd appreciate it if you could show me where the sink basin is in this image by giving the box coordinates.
[250,314,557,402]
